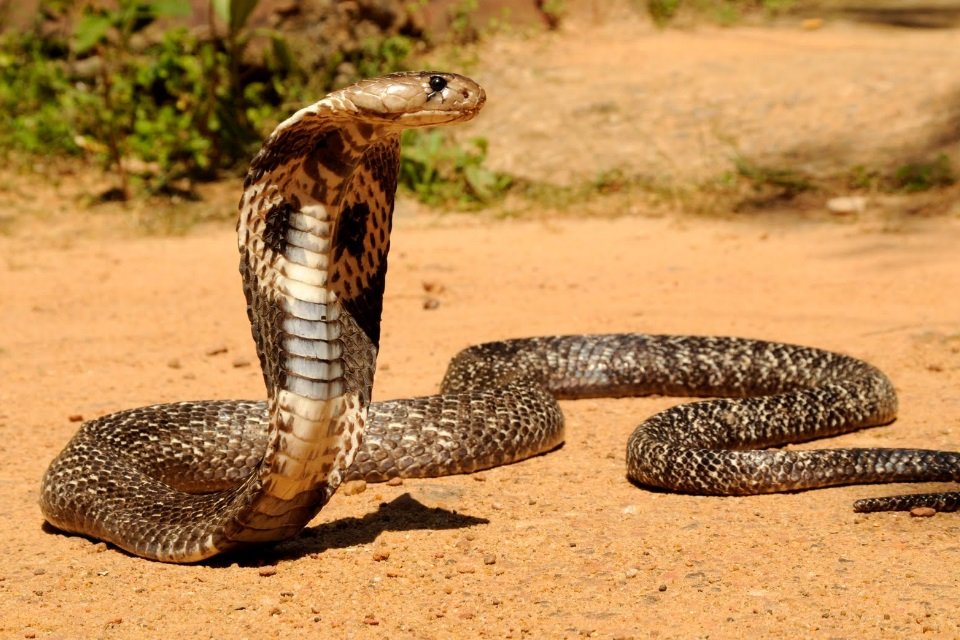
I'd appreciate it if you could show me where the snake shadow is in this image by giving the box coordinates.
[211,492,488,567]
[40,492,485,566]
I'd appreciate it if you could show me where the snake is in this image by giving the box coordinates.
[39,71,960,563]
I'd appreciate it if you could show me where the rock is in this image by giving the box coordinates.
[826,196,867,214]
[340,480,367,495]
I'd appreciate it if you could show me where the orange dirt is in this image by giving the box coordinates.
[2,12,960,640]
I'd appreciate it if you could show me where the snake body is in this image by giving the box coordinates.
[40,72,960,563]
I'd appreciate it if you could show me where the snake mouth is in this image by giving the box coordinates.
[394,98,486,126]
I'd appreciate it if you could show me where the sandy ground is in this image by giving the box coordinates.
[3,13,960,640]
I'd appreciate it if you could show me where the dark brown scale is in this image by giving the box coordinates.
[262,201,294,255]
[334,201,371,260]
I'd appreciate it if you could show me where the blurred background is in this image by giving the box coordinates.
[1,0,958,222]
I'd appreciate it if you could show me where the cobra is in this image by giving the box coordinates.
[40,72,959,563]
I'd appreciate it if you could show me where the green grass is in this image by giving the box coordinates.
[891,154,955,193]
[645,0,799,26]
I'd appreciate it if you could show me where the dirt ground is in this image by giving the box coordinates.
[2,10,960,640]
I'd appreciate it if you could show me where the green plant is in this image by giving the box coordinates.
[0,32,81,156]
[70,0,194,197]
[0,3,522,213]
[0,0,313,198]
[734,156,814,199]
[540,0,566,28]
[648,0,797,27]
[448,0,481,44]
[846,164,881,191]
[647,0,682,25]
[891,154,955,192]
[399,129,513,208]
[350,34,416,80]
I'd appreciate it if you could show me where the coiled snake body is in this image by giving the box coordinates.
[40,72,960,563]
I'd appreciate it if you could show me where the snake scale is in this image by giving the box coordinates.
[40,72,960,563]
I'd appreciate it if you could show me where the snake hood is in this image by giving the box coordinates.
[229,71,488,558]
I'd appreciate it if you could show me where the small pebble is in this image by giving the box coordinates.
[372,550,390,562]
[483,554,497,565]
[910,507,937,518]
[340,480,367,496]
[625,568,639,579]
[205,346,228,356]
[166,359,181,369]
[826,195,867,215]
[362,615,379,626]
[385,477,403,487]
[658,584,667,592]
[422,297,440,310]
[422,281,445,294]
[232,358,251,368]
[68,414,84,423]
[93,542,108,553]
[258,567,277,577]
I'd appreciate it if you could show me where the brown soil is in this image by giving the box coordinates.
[2,11,960,640]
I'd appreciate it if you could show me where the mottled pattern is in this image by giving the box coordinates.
[40,72,959,564]
[40,72,488,562]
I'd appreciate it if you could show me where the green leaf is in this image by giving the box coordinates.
[72,13,112,54]
[213,0,260,34]
[211,0,230,24]
[149,0,192,18]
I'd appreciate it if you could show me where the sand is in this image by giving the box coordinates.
[2,12,960,640]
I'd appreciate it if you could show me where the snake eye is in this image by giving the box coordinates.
[428,75,447,93]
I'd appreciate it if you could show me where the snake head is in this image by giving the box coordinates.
[340,71,486,126]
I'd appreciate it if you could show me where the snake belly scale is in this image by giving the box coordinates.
[40,72,960,563]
